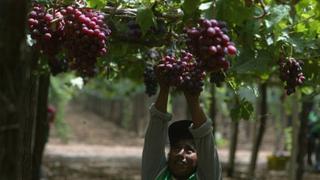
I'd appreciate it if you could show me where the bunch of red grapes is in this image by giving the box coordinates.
[145,18,237,95]
[156,51,206,94]
[28,4,65,56]
[27,3,111,78]
[185,18,237,72]
[62,6,111,77]
[143,65,158,97]
[279,57,305,95]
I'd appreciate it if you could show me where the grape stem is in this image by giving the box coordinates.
[102,5,183,20]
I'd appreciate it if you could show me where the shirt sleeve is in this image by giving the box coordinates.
[189,120,222,180]
[141,104,172,180]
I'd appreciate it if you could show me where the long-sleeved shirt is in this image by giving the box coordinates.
[141,104,222,180]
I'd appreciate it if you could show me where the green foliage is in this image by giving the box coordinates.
[136,7,156,35]
[230,98,254,122]
[264,5,290,29]
[181,0,200,19]
[215,0,253,25]
[84,77,143,98]
[34,0,320,124]
[215,132,228,148]
[49,73,81,141]
[200,1,214,19]
[35,0,320,93]
[34,0,53,4]
[284,127,292,151]
[86,0,107,9]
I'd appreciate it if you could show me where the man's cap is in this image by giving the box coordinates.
[168,120,193,146]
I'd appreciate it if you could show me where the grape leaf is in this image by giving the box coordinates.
[301,87,314,95]
[180,0,201,20]
[265,5,290,29]
[199,2,212,10]
[181,0,200,15]
[230,98,253,122]
[86,0,107,9]
[239,99,253,121]
[215,0,253,26]
[136,7,156,36]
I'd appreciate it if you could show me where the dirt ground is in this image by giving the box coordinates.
[49,103,144,146]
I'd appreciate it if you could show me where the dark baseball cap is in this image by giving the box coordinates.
[168,120,194,146]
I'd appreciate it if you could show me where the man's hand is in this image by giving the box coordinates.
[154,66,170,113]
[184,91,200,103]
[184,91,206,128]
[154,66,169,90]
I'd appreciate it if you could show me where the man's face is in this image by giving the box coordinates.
[167,139,197,179]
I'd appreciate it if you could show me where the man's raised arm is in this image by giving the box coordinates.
[141,75,171,180]
[185,92,222,180]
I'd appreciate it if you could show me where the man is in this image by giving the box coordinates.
[141,75,222,180]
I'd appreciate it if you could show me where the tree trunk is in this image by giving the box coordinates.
[22,51,39,180]
[32,74,50,180]
[227,120,239,177]
[295,98,313,180]
[248,83,268,179]
[289,93,300,180]
[275,93,286,152]
[0,1,32,179]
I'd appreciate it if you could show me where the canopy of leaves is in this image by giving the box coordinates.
[33,0,320,116]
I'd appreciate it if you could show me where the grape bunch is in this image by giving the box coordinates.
[27,3,111,78]
[143,65,158,97]
[28,4,67,74]
[279,57,305,95]
[62,6,111,77]
[185,18,237,73]
[210,70,226,87]
[28,4,65,56]
[156,51,206,94]
[180,66,206,94]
